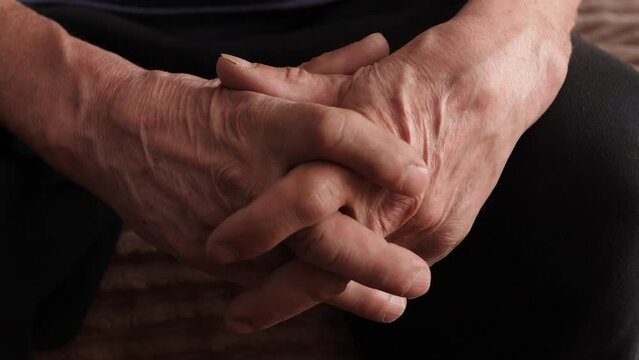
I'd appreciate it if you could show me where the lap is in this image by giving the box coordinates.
[350,36,639,360]
[20,1,639,358]
[9,1,460,356]
[0,130,120,357]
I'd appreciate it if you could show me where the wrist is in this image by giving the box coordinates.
[0,2,142,169]
[404,0,576,74]
[392,0,577,135]
[458,0,578,43]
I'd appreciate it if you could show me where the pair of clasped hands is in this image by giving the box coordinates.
[94,9,568,334]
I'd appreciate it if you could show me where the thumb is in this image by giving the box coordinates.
[216,54,349,106]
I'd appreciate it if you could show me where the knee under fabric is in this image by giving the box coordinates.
[349,36,639,360]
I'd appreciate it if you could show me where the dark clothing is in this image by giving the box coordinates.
[350,34,639,359]
[0,134,121,357]
[3,0,638,358]
[20,0,341,14]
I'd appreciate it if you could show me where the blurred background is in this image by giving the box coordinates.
[576,0,639,68]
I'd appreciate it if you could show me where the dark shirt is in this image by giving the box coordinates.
[19,0,340,14]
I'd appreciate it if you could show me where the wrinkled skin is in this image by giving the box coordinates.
[0,0,577,335]
[214,7,573,328]
[36,35,429,328]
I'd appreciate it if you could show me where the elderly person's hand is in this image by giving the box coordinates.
[0,2,430,332]
[211,0,579,331]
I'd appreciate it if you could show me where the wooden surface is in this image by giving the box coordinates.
[35,1,639,359]
[36,231,357,360]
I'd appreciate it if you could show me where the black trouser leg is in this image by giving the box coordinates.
[349,36,639,360]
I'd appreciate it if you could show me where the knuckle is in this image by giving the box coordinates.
[419,198,449,231]
[291,224,329,261]
[213,92,268,144]
[419,227,462,264]
[376,193,423,235]
[291,221,345,270]
[210,161,249,209]
[284,66,309,84]
[322,246,346,270]
[292,173,340,224]
[294,190,329,224]
[306,277,349,303]
[312,108,349,153]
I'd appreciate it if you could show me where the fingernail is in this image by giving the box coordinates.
[400,165,428,196]
[364,32,383,41]
[227,319,255,334]
[220,53,254,68]
[381,295,407,323]
[207,242,240,265]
